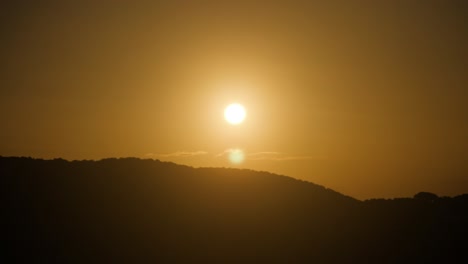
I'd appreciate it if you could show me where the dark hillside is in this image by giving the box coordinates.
[1,157,467,263]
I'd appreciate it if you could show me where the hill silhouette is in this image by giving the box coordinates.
[2,156,467,263]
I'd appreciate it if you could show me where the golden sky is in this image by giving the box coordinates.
[1,1,467,199]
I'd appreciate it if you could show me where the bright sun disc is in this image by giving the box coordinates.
[224,103,246,125]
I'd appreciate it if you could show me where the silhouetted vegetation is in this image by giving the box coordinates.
[2,157,467,263]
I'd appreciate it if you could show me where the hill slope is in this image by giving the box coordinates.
[1,157,467,263]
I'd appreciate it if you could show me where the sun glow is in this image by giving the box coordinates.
[224,103,246,125]
[228,149,245,164]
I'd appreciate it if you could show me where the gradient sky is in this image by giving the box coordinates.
[1,1,467,199]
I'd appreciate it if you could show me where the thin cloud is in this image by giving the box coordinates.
[247,151,323,161]
[216,149,243,157]
[268,155,321,161]
[216,150,324,161]
[145,151,208,158]
[146,150,323,161]
[247,152,282,157]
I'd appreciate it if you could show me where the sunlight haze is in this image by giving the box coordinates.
[1,1,467,199]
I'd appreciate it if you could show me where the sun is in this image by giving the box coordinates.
[224,103,246,125]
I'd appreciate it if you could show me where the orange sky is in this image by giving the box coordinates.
[1,1,467,199]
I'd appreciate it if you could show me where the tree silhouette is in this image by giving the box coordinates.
[414,191,439,202]
[1,156,467,263]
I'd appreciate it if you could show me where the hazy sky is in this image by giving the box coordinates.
[1,1,467,199]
